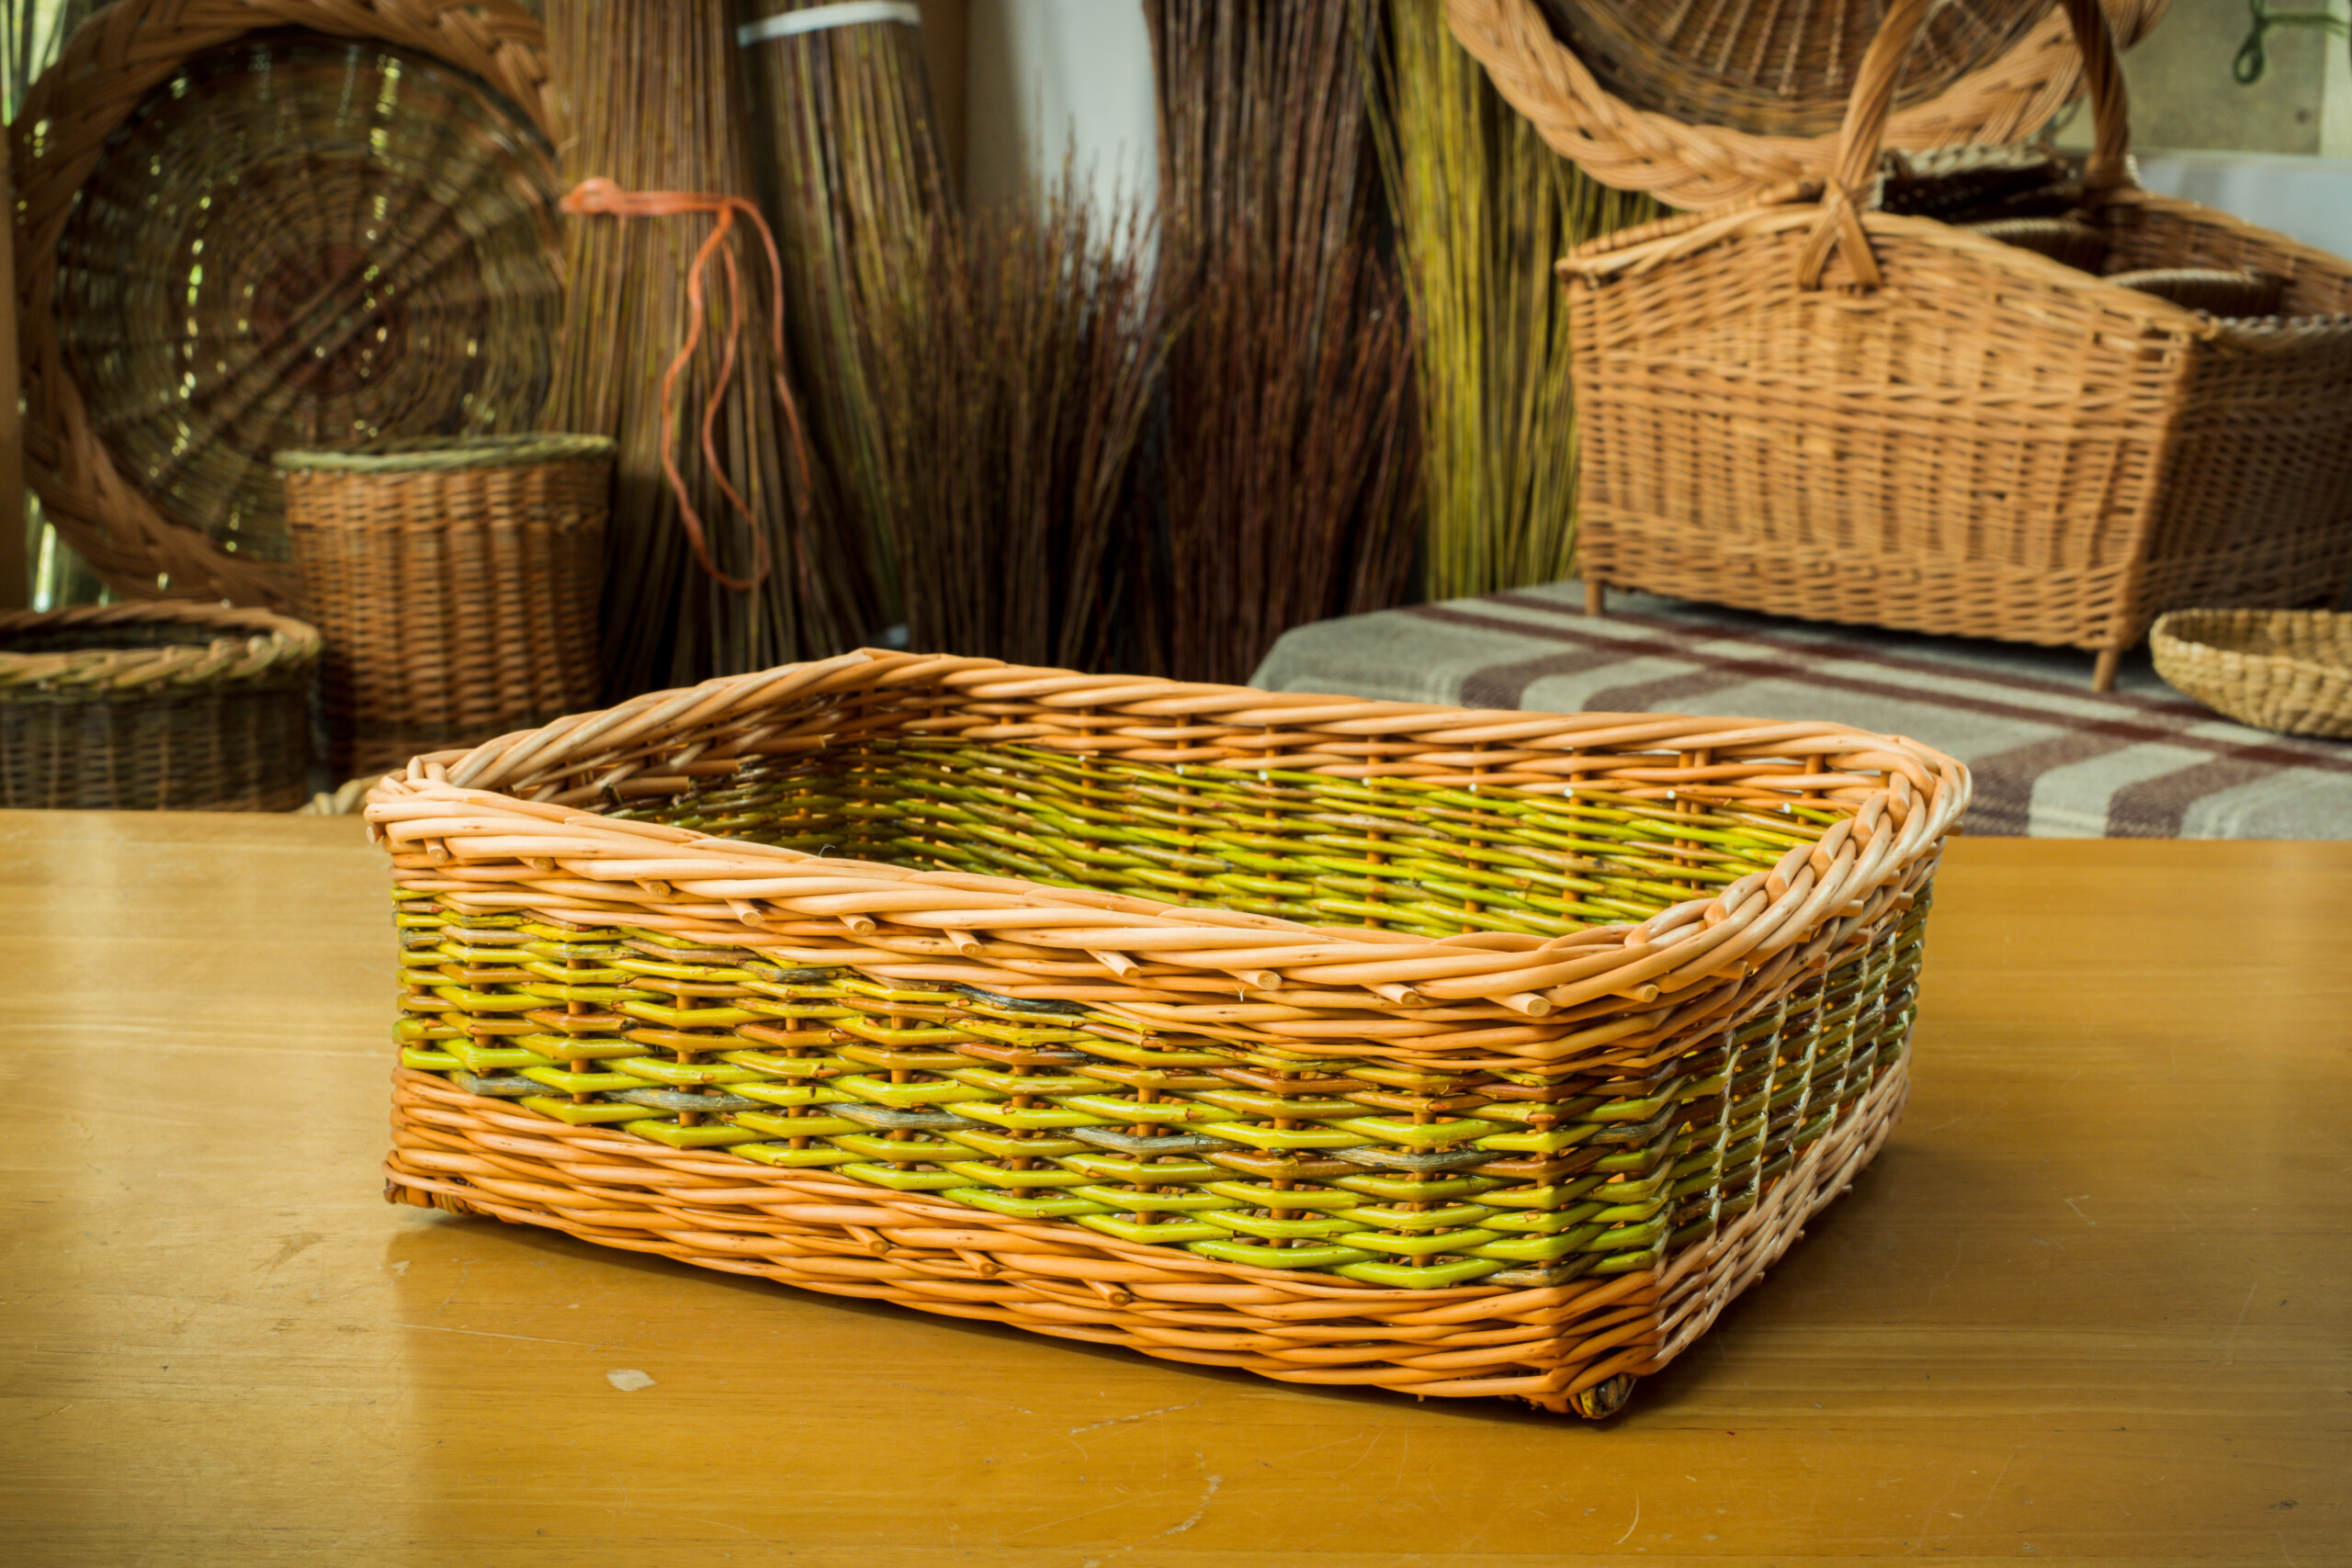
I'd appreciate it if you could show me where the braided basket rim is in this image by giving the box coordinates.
[363,649,1972,1023]
[2152,608,2352,671]
[0,602,323,692]
[273,434,617,473]
[1560,189,2352,336]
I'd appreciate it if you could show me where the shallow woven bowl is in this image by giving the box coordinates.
[1539,0,2052,137]
[2151,610,2352,739]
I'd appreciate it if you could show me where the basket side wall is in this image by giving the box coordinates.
[383,876,1933,1413]
[1567,223,2194,650]
[613,741,1823,941]
[2111,205,2352,620]
[0,679,311,809]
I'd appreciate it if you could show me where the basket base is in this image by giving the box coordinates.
[1579,478,2352,694]
[381,1054,1911,1417]
[1570,1373,1637,1418]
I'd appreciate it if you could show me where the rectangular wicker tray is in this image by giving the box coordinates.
[367,650,1968,1416]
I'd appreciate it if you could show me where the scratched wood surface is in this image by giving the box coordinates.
[0,812,2344,1566]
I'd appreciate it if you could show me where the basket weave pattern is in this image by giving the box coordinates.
[1555,0,2352,683]
[0,602,319,810]
[281,436,612,777]
[368,651,1966,1414]
[2151,610,2352,738]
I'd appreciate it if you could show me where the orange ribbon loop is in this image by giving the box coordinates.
[558,177,816,592]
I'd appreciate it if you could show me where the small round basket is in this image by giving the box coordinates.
[0,603,322,810]
[2150,610,2352,739]
[277,434,614,777]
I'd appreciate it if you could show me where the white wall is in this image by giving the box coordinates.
[2134,151,2352,260]
[963,0,1158,220]
[2324,0,2352,161]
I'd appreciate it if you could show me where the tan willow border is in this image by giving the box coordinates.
[364,649,1970,1063]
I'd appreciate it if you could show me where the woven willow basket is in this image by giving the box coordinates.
[368,650,1969,1416]
[2150,610,2352,739]
[278,435,613,777]
[1,602,319,811]
[1545,0,2352,693]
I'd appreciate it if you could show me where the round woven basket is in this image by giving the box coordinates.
[0,603,322,811]
[277,434,615,777]
[1444,0,2169,209]
[2150,610,2352,739]
[12,0,559,613]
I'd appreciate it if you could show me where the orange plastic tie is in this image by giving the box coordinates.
[559,176,818,592]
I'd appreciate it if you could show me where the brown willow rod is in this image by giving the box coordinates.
[544,0,875,697]
[1143,0,1421,688]
[736,0,953,631]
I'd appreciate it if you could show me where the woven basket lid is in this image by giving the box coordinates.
[1542,0,2055,136]
[1447,0,2169,209]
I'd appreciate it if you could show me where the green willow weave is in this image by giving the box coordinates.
[394,741,1927,1288]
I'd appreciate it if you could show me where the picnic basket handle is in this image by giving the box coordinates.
[1799,0,2133,290]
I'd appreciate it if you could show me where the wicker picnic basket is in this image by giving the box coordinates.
[368,649,1968,1416]
[1,602,319,811]
[1453,0,2352,693]
[278,435,612,777]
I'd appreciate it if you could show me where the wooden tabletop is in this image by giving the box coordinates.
[3,812,2345,1566]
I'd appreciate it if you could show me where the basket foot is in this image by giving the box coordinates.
[385,1178,478,1216]
[2092,648,2121,693]
[1585,579,1607,616]
[1569,1373,1637,1419]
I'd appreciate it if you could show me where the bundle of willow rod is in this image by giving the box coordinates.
[1144,0,1419,687]
[737,0,953,629]
[869,176,1164,670]
[543,0,873,696]
[1369,0,1661,602]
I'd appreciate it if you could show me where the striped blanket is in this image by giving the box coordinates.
[1251,581,2352,840]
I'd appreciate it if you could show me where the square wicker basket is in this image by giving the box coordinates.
[368,650,1968,1416]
